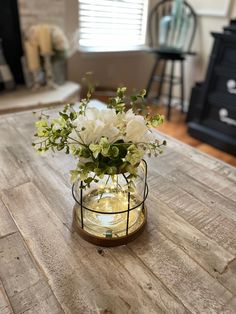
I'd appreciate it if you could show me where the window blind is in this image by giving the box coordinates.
[78,0,148,51]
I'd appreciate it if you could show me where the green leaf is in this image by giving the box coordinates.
[139,89,146,97]
[57,143,64,151]
[89,143,101,158]
[80,172,89,181]
[106,166,117,175]
[35,120,48,128]
[70,112,77,120]
[117,87,126,98]
[59,112,69,121]
[110,146,119,158]
[70,170,79,183]
[80,147,91,158]
[149,114,165,127]
[99,137,110,157]
[130,95,138,102]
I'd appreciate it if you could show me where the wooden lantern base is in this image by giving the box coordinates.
[72,206,147,247]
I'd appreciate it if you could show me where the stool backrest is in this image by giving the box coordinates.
[148,0,197,52]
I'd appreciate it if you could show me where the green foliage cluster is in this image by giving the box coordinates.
[33,84,166,189]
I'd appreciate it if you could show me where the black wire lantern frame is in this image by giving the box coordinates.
[72,159,149,246]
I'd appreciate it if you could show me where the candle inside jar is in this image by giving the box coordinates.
[38,24,52,54]
[25,41,40,71]
[75,189,144,237]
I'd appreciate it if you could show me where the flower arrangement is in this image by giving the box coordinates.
[33,84,166,190]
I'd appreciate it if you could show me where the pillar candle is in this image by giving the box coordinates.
[38,24,52,55]
[25,41,40,72]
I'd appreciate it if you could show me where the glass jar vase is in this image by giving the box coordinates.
[72,160,148,246]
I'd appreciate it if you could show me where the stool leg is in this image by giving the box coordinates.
[156,60,166,100]
[167,60,175,121]
[146,56,160,98]
[180,60,185,113]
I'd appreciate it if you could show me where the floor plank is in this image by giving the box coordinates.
[0,199,17,238]
[148,172,236,254]
[0,232,63,314]
[128,228,236,314]
[168,170,236,222]
[1,94,235,313]
[147,194,236,294]
[1,182,189,313]
[0,281,13,314]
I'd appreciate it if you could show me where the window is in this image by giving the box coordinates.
[78,0,148,52]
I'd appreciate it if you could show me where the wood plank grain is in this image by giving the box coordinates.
[180,165,236,203]
[147,151,194,176]
[10,280,64,314]
[215,257,236,296]
[0,232,63,314]
[168,170,236,222]
[147,194,236,294]
[0,148,29,190]
[2,116,74,189]
[102,243,191,314]
[148,174,236,255]
[1,182,189,313]
[0,281,13,314]
[148,173,236,295]
[213,164,236,183]
[128,228,236,314]
[149,144,236,203]
[0,120,21,148]
[14,149,208,311]
[157,130,233,171]
[6,150,75,230]
[1,105,236,314]
[14,161,192,313]
[25,161,74,229]
[0,199,17,238]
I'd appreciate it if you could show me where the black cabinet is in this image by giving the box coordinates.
[187,21,236,156]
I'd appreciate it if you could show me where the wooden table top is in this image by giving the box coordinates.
[0,105,236,314]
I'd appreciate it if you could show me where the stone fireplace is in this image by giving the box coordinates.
[0,0,67,87]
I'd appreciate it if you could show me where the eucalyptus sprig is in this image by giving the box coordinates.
[79,72,95,115]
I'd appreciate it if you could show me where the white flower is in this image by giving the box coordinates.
[125,115,150,143]
[124,109,135,122]
[74,108,121,145]
[71,107,156,146]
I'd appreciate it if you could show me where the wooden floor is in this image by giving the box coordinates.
[94,93,236,167]
[151,104,236,167]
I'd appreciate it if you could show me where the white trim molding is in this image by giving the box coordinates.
[189,0,231,17]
